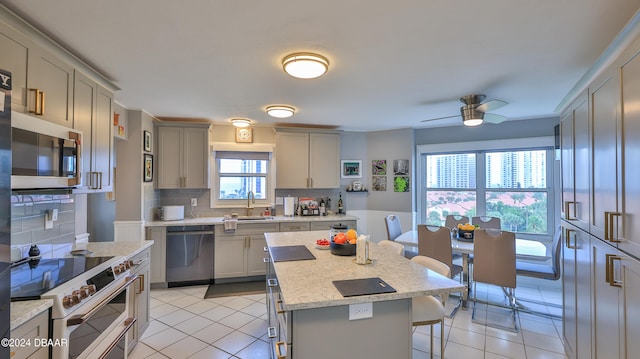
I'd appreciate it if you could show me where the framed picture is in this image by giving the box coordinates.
[341,160,362,178]
[143,154,153,182]
[394,176,410,192]
[372,175,387,191]
[143,130,152,152]
[372,160,387,175]
[393,159,409,175]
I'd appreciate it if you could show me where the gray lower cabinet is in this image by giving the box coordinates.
[10,310,49,359]
[562,223,591,359]
[214,223,278,279]
[148,227,166,285]
[128,248,151,353]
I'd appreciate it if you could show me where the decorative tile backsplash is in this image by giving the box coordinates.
[11,190,75,262]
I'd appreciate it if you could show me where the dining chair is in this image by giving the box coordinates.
[384,214,418,258]
[516,226,562,281]
[472,228,518,332]
[384,214,403,240]
[417,225,463,280]
[378,240,405,257]
[471,216,501,230]
[410,255,450,359]
[444,214,470,229]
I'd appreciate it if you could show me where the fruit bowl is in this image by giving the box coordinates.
[457,229,475,241]
[330,241,356,256]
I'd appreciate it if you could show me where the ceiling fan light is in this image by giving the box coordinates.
[463,118,484,126]
[282,52,329,79]
[231,118,251,127]
[461,105,484,126]
[266,105,295,118]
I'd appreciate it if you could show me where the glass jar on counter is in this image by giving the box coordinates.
[329,224,349,241]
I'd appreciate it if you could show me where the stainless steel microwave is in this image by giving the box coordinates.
[11,111,82,189]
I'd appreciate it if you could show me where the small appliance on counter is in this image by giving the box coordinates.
[160,205,185,221]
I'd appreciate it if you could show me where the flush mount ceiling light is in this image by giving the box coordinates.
[231,118,251,127]
[461,105,484,127]
[282,52,329,79]
[266,105,295,118]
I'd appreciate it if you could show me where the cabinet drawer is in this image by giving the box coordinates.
[279,222,311,232]
[129,248,150,275]
[215,222,279,235]
[11,310,49,359]
[310,220,357,231]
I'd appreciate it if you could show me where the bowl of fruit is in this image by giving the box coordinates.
[456,223,477,241]
[315,238,330,250]
[329,227,358,256]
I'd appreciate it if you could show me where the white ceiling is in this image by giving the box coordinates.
[3,0,640,131]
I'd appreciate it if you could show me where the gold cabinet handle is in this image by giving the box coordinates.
[275,299,285,314]
[309,177,313,187]
[275,341,287,358]
[565,229,576,249]
[609,212,622,243]
[137,274,145,294]
[565,201,577,220]
[29,88,45,115]
[98,172,103,189]
[606,254,622,287]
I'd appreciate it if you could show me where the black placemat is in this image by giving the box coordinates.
[270,245,316,262]
[332,277,397,297]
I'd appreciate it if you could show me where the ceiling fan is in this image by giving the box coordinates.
[421,94,508,127]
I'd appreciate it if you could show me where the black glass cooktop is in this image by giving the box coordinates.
[10,256,114,301]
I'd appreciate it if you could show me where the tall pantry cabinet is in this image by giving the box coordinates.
[560,16,640,359]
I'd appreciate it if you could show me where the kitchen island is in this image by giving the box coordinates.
[265,230,465,358]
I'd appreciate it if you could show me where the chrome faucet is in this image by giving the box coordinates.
[247,190,255,216]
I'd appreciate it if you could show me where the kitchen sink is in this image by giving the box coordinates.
[237,215,269,220]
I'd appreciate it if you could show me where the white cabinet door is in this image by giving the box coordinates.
[28,46,74,127]
[247,234,267,276]
[0,23,29,111]
[591,73,621,242]
[620,49,640,259]
[73,71,113,192]
[276,132,310,188]
[573,93,591,232]
[214,235,248,278]
[620,252,640,358]
[183,127,209,188]
[157,127,183,189]
[309,133,340,188]
[591,237,621,359]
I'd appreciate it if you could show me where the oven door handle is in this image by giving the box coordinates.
[98,317,136,359]
[67,275,138,327]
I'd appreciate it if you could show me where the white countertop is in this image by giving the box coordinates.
[146,214,359,226]
[265,230,466,311]
[10,240,153,330]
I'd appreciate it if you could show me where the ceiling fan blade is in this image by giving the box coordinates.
[421,114,459,122]
[476,99,508,112]
[484,113,507,124]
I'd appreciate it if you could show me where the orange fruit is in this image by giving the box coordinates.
[346,229,358,241]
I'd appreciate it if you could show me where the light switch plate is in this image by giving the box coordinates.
[191,198,198,206]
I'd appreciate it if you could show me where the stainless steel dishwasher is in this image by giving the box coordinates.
[166,225,214,287]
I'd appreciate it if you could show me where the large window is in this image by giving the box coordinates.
[211,150,273,208]
[421,142,554,237]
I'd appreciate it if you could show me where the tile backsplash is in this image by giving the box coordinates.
[11,190,75,262]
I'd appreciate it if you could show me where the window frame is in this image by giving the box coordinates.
[417,136,556,241]
[210,144,275,209]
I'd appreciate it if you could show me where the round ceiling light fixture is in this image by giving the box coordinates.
[282,52,329,79]
[266,105,295,118]
[231,118,251,127]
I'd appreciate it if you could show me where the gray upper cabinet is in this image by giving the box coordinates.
[0,20,73,127]
[73,71,114,192]
[275,131,340,189]
[157,126,210,189]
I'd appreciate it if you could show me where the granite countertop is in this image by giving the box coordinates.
[146,214,359,227]
[265,230,466,311]
[10,240,153,330]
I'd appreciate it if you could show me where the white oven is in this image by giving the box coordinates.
[52,273,138,359]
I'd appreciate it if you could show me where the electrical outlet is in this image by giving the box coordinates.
[191,198,198,206]
[44,210,54,230]
[349,302,373,320]
[52,209,59,221]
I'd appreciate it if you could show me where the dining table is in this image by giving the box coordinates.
[394,229,547,307]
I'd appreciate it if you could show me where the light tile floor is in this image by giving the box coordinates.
[130,277,567,359]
